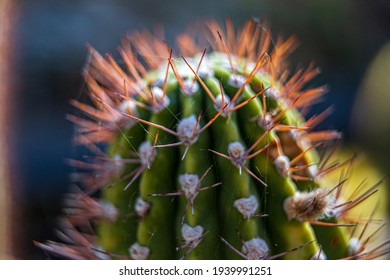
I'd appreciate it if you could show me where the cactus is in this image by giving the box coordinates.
[36,20,389,260]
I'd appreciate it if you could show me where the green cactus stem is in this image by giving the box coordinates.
[36,19,388,260]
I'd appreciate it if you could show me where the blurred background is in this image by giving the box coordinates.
[3,0,390,258]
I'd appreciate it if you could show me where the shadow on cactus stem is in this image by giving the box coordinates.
[35,19,389,260]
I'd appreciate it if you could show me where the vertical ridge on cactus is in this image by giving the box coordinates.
[35,19,389,260]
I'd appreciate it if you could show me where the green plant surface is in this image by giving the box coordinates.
[35,20,389,260]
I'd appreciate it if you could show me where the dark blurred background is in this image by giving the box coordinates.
[10,0,390,258]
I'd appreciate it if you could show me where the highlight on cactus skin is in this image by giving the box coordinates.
[35,19,389,260]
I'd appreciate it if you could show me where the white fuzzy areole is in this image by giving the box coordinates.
[228,142,247,168]
[214,93,232,117]
[119,99,138,115]
[289,129,312,151]
[138,141,156,167]
[258,114,273,130]
[283,189,333,222]
[228,142,245,158]
[118,100,139,129]
[307,164,319,178]
[110,154,125,178]
[311,250,327,260]
[228,74,246,88]
[233,195,259,219]
[98,200,119,222]
[129,243,150,260]
[151,86,170,112]
[273,155,291,177]
[348,238,362,256]
[176,58,198,78]
[180,79,200,96]
[134,197,151,218]
[177,115,200,146]
[241,237,269,260]
[197,57,211,79]
[181,223,203,242]
[179,174,199,199]
[264,87,280,100]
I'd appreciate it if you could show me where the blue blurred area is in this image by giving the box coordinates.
[14,0,390,258]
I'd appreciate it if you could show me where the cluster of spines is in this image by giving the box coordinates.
[35,20,389,260]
